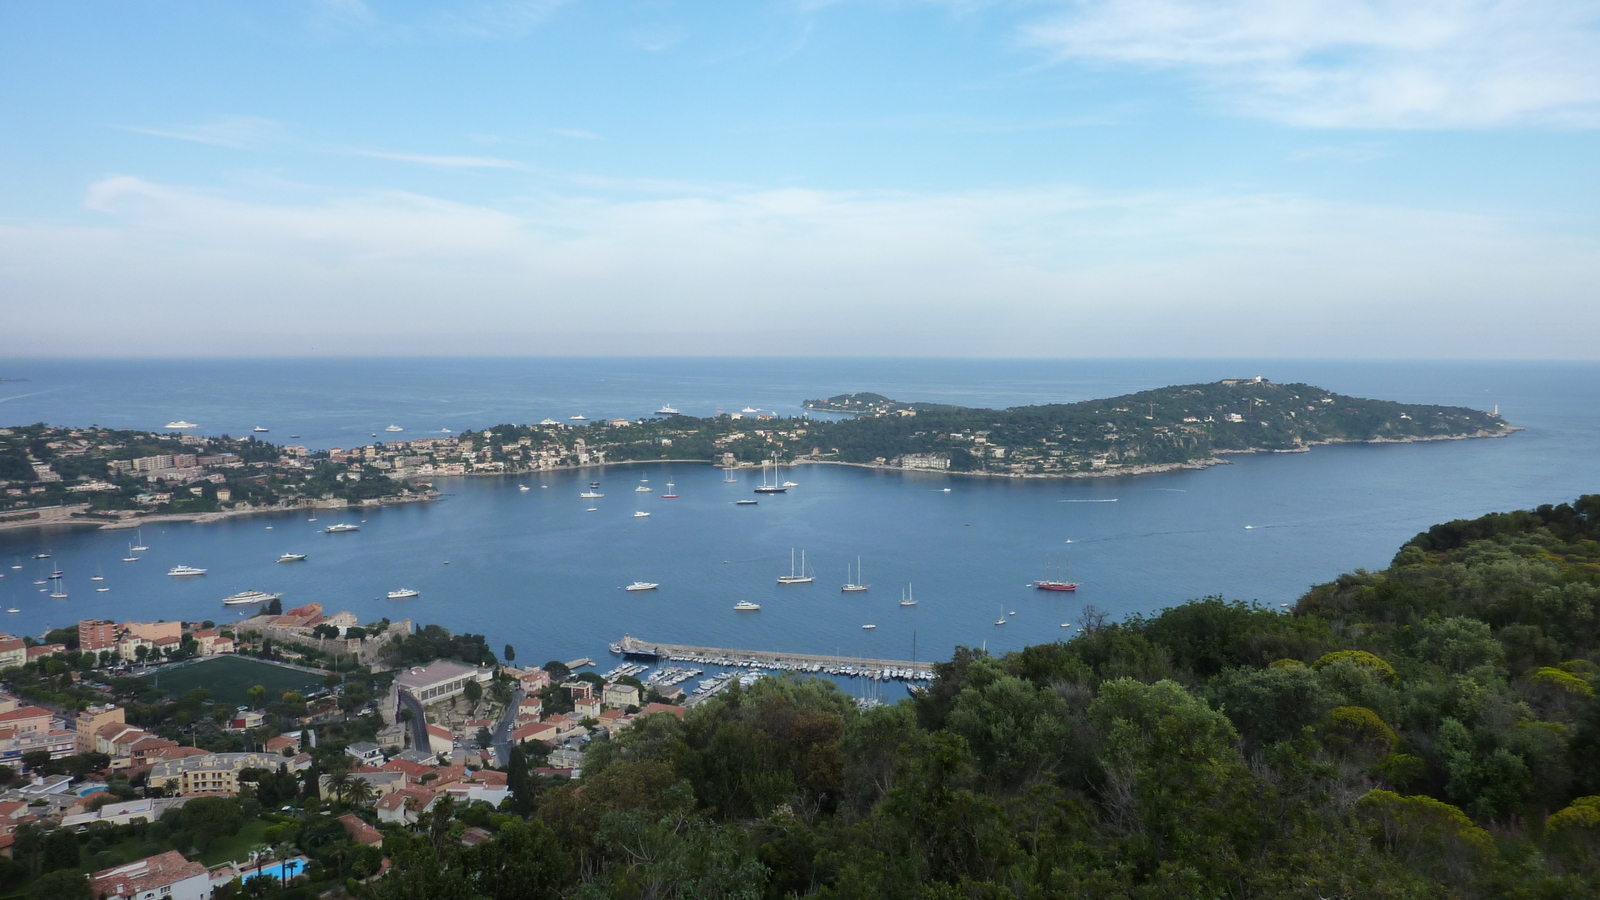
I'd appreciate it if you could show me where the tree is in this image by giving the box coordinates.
[345,777,374,807]
[29,869,90,900]
[325,770,353,806]
[543,660,571,682]
[20,750,53,775]
[503,644,515,663]
[464,679,483,708]
[182,796,244,853]
[247,685,267,708]
[41,827,79,873]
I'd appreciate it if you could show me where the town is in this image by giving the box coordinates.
[0,601,684,898]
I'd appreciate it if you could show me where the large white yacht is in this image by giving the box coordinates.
[223,590,280,606]
[656,404,680,415]
[167,565,207,577]
[164,421,197,430]
[324,523,360,533]
[387,588,419,600]
[385,425,403,432]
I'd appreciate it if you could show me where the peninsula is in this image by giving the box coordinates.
[0,378,1516,530]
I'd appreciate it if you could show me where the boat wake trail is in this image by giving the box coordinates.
[1059,498,1118,503]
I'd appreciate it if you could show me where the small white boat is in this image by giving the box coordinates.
[569,415,587,421]
[635,480,652,493]
[122,555,139,562]
[633,511,651,518]
[519,485,530,491]
[5,607,18,613]
[223,590,280,606]
[91,575,104,582]
[96,587,109,593]
[253,426,269,433]
[324,523,360,533]
[734,600,761,611]
[440,428,452,433]
[862,624,876,630]
[735,499,758,505]
[385,425,403,432]
[741,407,759,414]
[387,588,419,599]
[168,565,207,577]
[581,491,604,499]
[625,582,659,592]
[782,481,798,488]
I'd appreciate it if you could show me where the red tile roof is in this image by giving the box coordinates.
[337,813,384,846]
[90,850,207,899]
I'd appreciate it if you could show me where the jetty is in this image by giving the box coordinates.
[614,634,935,682]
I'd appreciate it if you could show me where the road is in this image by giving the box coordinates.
[489,687,523,766]
[396,689,429,753]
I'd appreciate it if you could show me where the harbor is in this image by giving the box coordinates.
[612,634,936,683]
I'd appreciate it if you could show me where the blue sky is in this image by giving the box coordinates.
[3,1,1598,357]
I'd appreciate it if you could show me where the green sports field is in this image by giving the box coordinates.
[138,655,323,708]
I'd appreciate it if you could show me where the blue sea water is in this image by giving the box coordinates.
[1,358,1596,689]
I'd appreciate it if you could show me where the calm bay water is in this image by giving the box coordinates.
[2,358,1596,688]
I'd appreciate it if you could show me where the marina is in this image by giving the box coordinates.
[612,634,935,683]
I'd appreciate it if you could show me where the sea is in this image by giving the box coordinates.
[2,358,1596,696]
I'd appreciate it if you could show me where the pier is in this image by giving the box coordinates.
[615,634,936,682]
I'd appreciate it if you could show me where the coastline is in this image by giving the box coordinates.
[0,427,1518,534]
[0,492,440,534]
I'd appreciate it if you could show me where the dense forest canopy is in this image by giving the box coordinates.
[368,494,1600,898]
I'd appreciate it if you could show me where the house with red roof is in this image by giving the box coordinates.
[89,850,210,900]
[338,813,384,847]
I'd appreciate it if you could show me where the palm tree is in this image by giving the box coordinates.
[345,777,374,807]
[324,770,353,806]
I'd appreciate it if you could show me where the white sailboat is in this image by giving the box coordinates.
[661,479,679,499]
[49,574,67,599]
[841,556,868,593]
[900,584,917,607]
[723,468,736,483]
[777,549,814,585]
[130,529,149,552]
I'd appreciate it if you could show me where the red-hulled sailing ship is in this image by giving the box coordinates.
[1033,557,1080,592]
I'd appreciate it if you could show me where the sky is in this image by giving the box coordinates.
[2,0,1598,358]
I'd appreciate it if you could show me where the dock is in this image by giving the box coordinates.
[614,634,936,682]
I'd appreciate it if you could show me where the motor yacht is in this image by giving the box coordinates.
[223,590,280,606]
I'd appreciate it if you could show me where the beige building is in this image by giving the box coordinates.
[149,752,283,796]
[76,704,125,753]
[395,660,490,705]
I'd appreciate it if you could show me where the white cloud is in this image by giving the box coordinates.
[1025,0,1600,128]
[124,116,288,149]
[351,149,528,169]
[1,175,1595,357]
[551,128,600,140]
